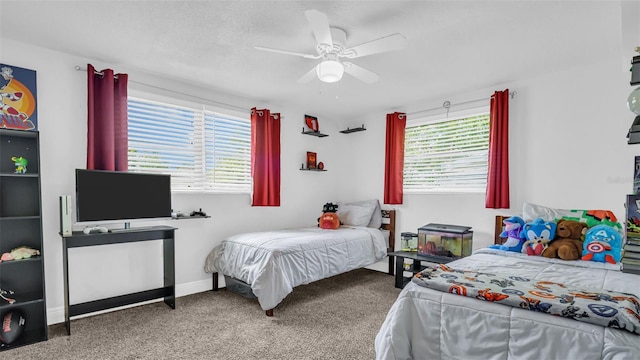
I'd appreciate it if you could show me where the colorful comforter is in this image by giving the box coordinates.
[413,263,640,335]
[375,249,640,360]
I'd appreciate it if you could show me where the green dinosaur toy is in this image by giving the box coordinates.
[11,156,27,173]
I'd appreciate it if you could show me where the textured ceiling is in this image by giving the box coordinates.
[0,1,626,121]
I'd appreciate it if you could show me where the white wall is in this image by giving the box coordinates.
[345,56,637,250]
[1,39,355,324]
[2,26,638,325]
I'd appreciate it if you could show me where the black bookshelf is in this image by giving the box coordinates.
[0,129,47,350]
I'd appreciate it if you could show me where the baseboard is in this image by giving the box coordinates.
[47,278,215,325]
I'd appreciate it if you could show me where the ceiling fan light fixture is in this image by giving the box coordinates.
[316,60,344,83]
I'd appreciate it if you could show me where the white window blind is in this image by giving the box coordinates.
[127,97,251,193]
[404,112,490,193]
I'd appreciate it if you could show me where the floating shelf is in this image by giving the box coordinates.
[300,168,327,171]
[339,125,366,134]
[171,215,211,220]
[302,128,329,137]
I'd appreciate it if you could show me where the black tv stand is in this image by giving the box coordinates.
[60,225,177,335]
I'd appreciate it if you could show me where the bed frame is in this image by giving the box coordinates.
[211,209,396,316]
[494,215,508,245]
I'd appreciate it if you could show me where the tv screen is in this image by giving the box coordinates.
[75,169,172,223]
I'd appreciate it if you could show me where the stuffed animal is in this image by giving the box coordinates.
[318,202,340,230]
[542,219,587,261]
[521,218,557,256]
[581,224,622,264]
[489,216,525,253]
[11,156,27,174]
[0,246,40,262]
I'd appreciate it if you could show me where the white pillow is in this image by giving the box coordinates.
[338,204,376,227]
[522,202,623,235]
[341,199,382,228]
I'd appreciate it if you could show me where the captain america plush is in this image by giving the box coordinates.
[581,225,622,264]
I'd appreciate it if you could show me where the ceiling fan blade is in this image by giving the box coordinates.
[343,62,379,84]
[254,46,320,59]
[345,33,407,58]
[297,66,318,83]
[305,9,333,47]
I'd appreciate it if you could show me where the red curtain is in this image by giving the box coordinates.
[384,112,406,204]
[485,89,510,208]
[251,107,281,206]
[87,64,128,171]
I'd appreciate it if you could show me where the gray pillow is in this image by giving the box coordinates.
[341,199,382,229]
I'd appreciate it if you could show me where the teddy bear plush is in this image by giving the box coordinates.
[542,219,587,261]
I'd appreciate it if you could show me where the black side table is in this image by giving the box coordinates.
[387,251,456,288]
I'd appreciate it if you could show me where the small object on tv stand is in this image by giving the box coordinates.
[190,208,207,217]
[82,226,109,234]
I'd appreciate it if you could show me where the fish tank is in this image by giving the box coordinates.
[400,232,418,252]
[417,223,473,258]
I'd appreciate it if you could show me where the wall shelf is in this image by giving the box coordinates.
[171,215,211,220]
[300,167,327,172]
[302,128,329,137]
[339,125,366,134]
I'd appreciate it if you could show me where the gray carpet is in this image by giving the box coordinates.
[7,269,401,360]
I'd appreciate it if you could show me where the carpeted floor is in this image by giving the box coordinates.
[6,268,401,360]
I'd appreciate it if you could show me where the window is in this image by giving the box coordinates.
[403,109,490,193]
[127,96,251,193]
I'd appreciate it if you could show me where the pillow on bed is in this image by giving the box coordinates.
[338,204,376,227]
[340,199,382,228]
[522,202,623,234]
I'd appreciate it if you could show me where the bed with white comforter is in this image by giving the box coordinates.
[204,226,387,311]
[375,248,640,360]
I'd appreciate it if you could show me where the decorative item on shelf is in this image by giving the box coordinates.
[317,161,324,170]
[306,151,317,169]
[631,49,640,85]
[0,289,15,305]
[634,156,640,194]
[339,125,367,134]
[628,49,640,144]
[11,156,27,173]
[305,114,319,132]
[190,208,207,217]
[0,309,26,345]
[0,246,40,262]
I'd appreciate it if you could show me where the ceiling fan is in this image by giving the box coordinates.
[254,9,407,84]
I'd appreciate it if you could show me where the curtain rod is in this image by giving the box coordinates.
[74,65,248,112]
[407,91,517,117]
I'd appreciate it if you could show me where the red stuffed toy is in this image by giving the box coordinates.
[318,202,340,230]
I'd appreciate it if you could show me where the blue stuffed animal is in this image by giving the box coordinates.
[581,224,622,264]
[521,218,557,256]
[489,216,525,253]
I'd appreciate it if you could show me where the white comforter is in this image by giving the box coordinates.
[375,248,640,360]
[204,226,387,311]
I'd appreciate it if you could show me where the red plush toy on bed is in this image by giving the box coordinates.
[318,202,340,230]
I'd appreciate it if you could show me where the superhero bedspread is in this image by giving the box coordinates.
[204,226,387,311]
[375,249,640,360]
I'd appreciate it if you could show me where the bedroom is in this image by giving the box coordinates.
[0,0,639,358]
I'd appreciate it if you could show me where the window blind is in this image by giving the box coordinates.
[404,113,490,193]
[127,97,251,193]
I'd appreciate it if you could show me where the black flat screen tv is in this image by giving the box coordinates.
[75,169,172,224]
